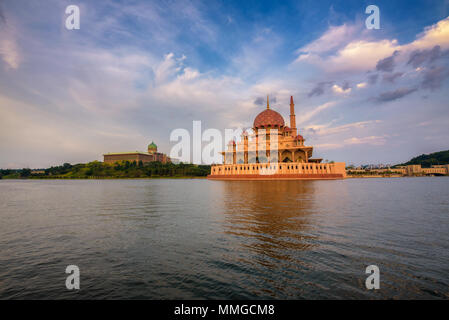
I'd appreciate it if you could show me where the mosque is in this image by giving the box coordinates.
[207,96,346,180]
[103,141,170,164]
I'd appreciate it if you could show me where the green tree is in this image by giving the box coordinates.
[20,168,31,178]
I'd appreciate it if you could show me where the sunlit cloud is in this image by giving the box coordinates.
[343,135,387,146]
[332,84,351,94]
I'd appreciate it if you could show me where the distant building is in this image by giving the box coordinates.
[401,164,449,176]
[103,141,170,164]
[348,164,449,176]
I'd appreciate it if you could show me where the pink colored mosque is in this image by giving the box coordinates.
[207,96,346,180]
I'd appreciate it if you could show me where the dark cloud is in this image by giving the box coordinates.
[342,81,351,90]
[421,66,449,90]
[307,81,333,97]
[0,4,5,24]
[375,87,418,102]
[368,74,378,84]
[376,51,400,72]
[407,45,446,68]
[383,72,403,83]
[254,96,276,106]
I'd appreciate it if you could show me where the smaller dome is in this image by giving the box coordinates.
[148,141,157,150]
[294,134,304,141]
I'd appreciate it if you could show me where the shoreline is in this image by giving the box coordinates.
[0,176,208,180]
[347,175,448,178]
[2,175,447,181]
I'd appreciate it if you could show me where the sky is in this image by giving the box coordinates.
[0,0,448,168]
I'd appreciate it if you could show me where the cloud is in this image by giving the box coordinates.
[368,74,379,84]
[356,82,367,88]
[343,135,386,146]
[295,17,449,74]
[0,37,20,69]
[0,10,20,69]
[314,143,343,150]
[375,87,418,102]
[412,17,449,50]
[298,102,336,124]
[376,51,400,72]
[155,52,178,84]
[307,81,333,97]
[296,24,357,57]
[254,95,276,106]
[305,120,382,137]
[332,83,351,94]
[301,16,449,104]
[0,4,5,24]
[315,134,387,151]
[329,40,398,72]
[383,72,403,83]
[177,67,200,81]
[407,45,448,68]
[309,121,386,151]
[421,66,449,90]
[296,37,399,72]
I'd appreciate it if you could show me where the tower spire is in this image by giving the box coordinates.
[290,96,297,136]
[267,95,270,109]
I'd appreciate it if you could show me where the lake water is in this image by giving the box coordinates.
[0,178,448,299]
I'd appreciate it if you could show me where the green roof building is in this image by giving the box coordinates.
[148,141,157,153]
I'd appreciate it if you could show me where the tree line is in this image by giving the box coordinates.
[0,161,211,179]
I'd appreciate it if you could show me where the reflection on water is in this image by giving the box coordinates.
[0,178,448,299]
[221,181,318,258]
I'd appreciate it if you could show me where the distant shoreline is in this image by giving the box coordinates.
[3,176,448,181]
[1,176,208,180]
[347,175,403,178]
[347,175,448,179]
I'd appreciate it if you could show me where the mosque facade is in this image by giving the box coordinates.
[208,96,346,180]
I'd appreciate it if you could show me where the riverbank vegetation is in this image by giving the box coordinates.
[396,150,449,168]
[0,161,211,179]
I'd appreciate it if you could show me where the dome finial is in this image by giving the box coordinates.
[267,95,269,109]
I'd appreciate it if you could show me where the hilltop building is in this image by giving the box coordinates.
[103,141,170,164]
[208,96,346,180]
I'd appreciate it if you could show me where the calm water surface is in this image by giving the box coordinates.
[0,178,448,299]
